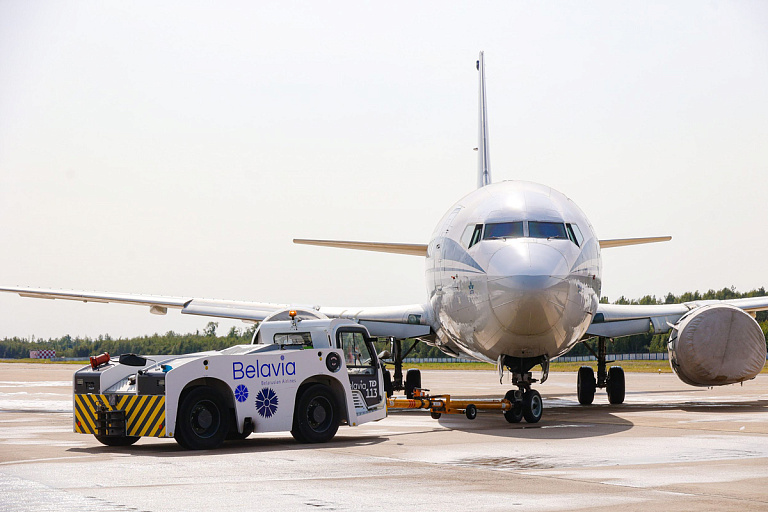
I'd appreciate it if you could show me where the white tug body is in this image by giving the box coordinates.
[73,314,386,449]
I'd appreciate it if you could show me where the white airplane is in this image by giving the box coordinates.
[2,52,766,423]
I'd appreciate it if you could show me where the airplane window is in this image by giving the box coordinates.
[460,225,475,248]
[483,222,524,240]
[468,224,483,248]
[566,223,580,247]
[571,224,584,246]
[528,222,568,240]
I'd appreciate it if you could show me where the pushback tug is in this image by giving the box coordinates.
[74,310,386,449]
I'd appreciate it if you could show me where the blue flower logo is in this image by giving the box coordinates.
[234,384,249,403]
[255,387,279,418]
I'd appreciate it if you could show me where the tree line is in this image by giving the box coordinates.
[0,323,255,359]
[1,287,766,360]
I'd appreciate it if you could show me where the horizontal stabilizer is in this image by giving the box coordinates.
[293,239,428,256]
[599,236,671,249]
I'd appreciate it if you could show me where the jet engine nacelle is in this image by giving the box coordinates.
[668,304,766,387]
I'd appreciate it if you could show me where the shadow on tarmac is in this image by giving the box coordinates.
[396,398,768,440]
[65,399,768,455]
[65,430,395,457]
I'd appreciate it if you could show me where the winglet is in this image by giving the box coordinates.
[477,51,491,189]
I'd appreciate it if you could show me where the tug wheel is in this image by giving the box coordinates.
[175,387,230,450]
[291,384,339,444]
[94,435,140,447]
[383,369,394,398]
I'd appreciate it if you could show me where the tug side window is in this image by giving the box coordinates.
[273,332,313,347]
[337,331,375,373]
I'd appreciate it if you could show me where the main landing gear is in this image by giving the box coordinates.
[577,336,625,405]
[379,337,422,399]
[499,355,547,424]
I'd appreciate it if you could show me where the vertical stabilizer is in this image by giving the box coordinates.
[477,51,491,188]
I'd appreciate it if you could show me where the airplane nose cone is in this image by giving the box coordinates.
[487,243,570,336]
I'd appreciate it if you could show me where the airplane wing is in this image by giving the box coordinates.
[0,286,433,339]
[587,296,768,338]
[293,239,428,256]
[293,236,672,256]
[598,236,671,249]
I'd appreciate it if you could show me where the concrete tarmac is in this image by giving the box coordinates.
[2,362,768,511]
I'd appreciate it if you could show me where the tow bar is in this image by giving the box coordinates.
[387,388,512,420]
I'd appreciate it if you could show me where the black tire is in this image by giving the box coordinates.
[383,368,394,398]
[503,389,523,424]
[291,384,339,444]
[522,389,543,423]
[290,428,307,443]
[405,369,421,399]
[430,411,442,420]
[465,404,478,420]
[175,387,230,450]
[606,366,626,405]
[94,435,140,447]
[577,366,596,405]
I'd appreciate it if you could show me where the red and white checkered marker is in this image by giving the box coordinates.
[29,350,55,359]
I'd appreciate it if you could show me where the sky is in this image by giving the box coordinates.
[1,1,767,339]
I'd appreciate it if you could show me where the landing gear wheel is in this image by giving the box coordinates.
[522,389,543,423]
[383,369,393,398]
[503,390,523,424]
[430,411,442,420]
[94,435,140,447]
[291,384,339,444]
[175,387,230,450]
[606,366,625,405]
[465,404,478,420]
[577,366,596,405]
[405,368,421,399]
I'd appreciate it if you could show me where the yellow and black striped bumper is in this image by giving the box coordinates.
[74,394,167,438]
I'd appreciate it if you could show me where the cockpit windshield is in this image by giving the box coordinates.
[463,220,581,247]
[483,221,524,240]
[528,221,568,240]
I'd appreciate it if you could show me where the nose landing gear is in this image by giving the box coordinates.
[500,355,547,423]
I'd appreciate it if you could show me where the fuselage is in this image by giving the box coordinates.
[426,180,602,363]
